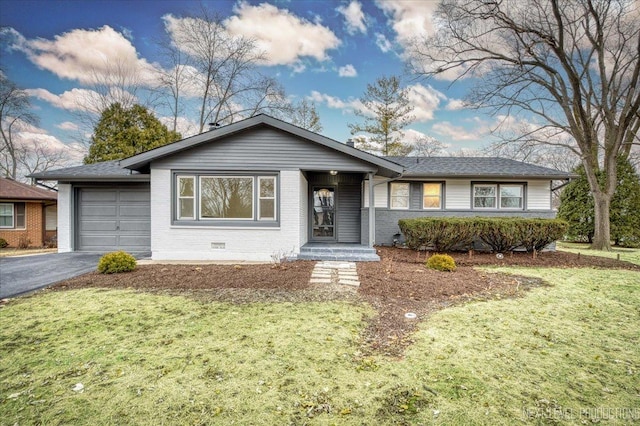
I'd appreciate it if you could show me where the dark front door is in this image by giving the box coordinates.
[311,186,336,241]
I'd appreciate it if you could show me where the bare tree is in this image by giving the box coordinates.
[163,7,289,133]
[290,99,323,133]
[15,139,72,180]
[0,72,38,179]
[409,0,640,250]
[409,135,448,157]
[156,40,191,134]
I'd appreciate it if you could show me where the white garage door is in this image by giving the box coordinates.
[77,185,150,252]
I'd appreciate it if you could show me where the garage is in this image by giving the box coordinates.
[76,184,150,252]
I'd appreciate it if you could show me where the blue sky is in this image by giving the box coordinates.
[0,0,501,164]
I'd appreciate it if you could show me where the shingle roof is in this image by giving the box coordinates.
[0,178,57,201]
[384,156,575,179]
[29,160,149,182]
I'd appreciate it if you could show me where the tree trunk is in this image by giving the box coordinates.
[591,193,611,251]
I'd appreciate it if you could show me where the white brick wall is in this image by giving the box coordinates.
[57,184,72,252]
[299,173,308,246]
[150,169,302,261]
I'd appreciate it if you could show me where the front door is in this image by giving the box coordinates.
[311,186,336,241]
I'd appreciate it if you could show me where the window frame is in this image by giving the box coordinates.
[472,182,526,210]
[499,184,524,210]
[258,176,277,221]
[389,182,410,210]
[173,172,279,226]
[176,176,196,220]
[422,182,443,210]
[0,203,14,228]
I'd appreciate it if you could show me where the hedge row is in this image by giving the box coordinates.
[398,217,568,253]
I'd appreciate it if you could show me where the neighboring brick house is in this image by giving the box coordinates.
[0,178,57,248]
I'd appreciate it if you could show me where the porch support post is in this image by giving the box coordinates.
[368,172,375,247]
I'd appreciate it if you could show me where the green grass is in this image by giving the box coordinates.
[1,268,639,425]
[557,241,640,266]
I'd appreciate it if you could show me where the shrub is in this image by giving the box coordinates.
[476,218,523,253]
[426,254,456,272]
[0,238,8,248]
[515,219,568,252]
[97,251,137,274]
[399,218,477,251]
[17,234,30,249]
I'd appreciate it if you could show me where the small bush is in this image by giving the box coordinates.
[97,251,137,274]
[426,254,456,272]
[17,234,30,249]
[399,218,477,251]
[0,238,8,248]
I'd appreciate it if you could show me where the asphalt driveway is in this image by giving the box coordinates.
[1,252,114,298]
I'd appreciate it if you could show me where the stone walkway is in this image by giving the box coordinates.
[309,261,360,287]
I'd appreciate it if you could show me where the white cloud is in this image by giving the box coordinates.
[158,116,199,138]
[26,88,101,112]
[375,33,392,53]
[375,0,438,49]
[432,120,490,141]
[445,99,468,111]
[337,1,367,34]
[406,84,446,121]
[338,64,358,77]
[10,26,158,86]
[56,121,79,131]
[11,120,86,164]
[223,2,340,66]
[309,91,365,113]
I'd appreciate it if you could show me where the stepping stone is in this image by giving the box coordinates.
[339,279,360,287]
[310,278,332,284]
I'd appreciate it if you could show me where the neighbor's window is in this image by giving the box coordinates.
[177,176,195,220]
[0,203,13,228]
[423,183,442,209]
[200,176,254,220]
[0,203,24,228]
[258,177,276,220]
[500,185,524,209]
[390,183,410,209]
[473,185,497,208]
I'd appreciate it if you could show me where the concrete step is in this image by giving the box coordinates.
[298,253,380,262]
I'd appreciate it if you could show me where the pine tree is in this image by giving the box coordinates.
[558,158,640,247]
[85,103,182,164]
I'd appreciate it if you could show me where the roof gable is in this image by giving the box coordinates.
[120,114,404,176]
[0,178,57,201]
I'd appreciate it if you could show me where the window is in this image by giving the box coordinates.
[0,203,13,228]
[423,183,442,209]
[174,173,278,224]
[473,185,497,208]
[177,176,195,219]
[473,184,525,209]
[390,183,410,209]
[200,176,254,220]
[258,177,276,220]
[0,203,25,228]
[500,185,523,209]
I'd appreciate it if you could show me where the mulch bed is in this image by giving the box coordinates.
[50,247,638,357]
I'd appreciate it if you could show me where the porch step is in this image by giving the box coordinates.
[298,245,380,262]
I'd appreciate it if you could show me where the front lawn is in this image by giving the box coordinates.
[1,266,638,424]
[557,242,640,266]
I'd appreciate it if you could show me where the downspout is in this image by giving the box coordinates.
[367,170,405,247]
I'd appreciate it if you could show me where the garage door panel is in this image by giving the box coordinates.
[81,190,117,202]
[119,191,150,202]
[119,236,151,247]
[119,220,151,232]
[77,185,150,252]
[119,205,150,217]
[80,220,118,231]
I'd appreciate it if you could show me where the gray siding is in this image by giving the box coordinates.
[362,209,557,246]
[337,182,361,243]
[153,127,377,172]
[410,182,422,210]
